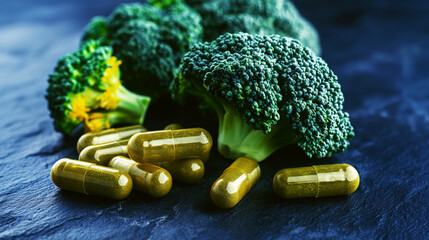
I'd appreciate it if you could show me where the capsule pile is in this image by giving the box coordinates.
[51,124,212,200]
[50,124,360,207]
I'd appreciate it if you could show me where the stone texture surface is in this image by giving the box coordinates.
[1,0,428,239]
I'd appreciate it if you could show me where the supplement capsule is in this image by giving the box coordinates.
[157,159,205,184]
[51,158,133,200]
[273,164,360,199]
[127,128,212,163]
[108,156,172,198]
[79,139,128,165]
[210,157,261,208]
[77,125,146,153]
[163,124,210,163]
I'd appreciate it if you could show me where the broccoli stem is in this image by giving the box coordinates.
[217,103,297,162]
[111,86,151,125]
[176,78,298,161]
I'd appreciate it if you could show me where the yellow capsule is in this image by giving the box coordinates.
[79,139,128,165]
[51,158,133,200]
[163,123,184,130]
[210,157,260,208]
[77,125,146,153]
[163,124,210,163]
[127,128,212,163]
[108,156,172,198]
[156,159,205,184]
[273,164,360,199]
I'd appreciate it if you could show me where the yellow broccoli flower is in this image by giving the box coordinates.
[97,82,121,109]
[95,56,122,109]
[102,56,122,86]
[84,113,111,132]
[68,95,90,121]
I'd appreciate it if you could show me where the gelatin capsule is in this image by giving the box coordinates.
[51,158,133,200]
[127,128,212,163]
[157,159,205,184]
[79,139,129,165]
[273,164,360,199]
[77,125,146,153]
[108,156,172,198]
[210,157,260,208]
[162,124,210,163]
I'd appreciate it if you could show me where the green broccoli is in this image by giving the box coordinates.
[171,33,354,161]
[46,40,150,135]
[81,0,202,99]
[184,0,321,55]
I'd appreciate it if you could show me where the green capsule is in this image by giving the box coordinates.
[156,159,205,184]
[210,157,261,208]
[163,124,210,163]
[51,158,133,200]
[77,125,146,153]
[127,128,212,163]
[273,164,360,199]
[79,139,128,165]
[108,156,172,198]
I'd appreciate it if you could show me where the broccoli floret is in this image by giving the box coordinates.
[110,20,176,97]
[46,40,150,135]
[81,16,109,46]
[184,0,321,55]
[171,33,354,161]
[81,1,202,99]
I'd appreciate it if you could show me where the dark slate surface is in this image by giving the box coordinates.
[1,0,428,239]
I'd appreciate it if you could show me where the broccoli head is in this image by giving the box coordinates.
[184,0,321,55]
[46,40,150,135]
[81,0,202,99]
[171,33,354,161]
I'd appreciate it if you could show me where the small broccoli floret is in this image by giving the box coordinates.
[172,33,354,161]
[184,0,321,55]
[81,16,109,46]
[46,40,150,135]
[81,0,202,99]
[110,20,175,97]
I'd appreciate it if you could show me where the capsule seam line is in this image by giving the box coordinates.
[127,161,137,173]
[313,165,320,198]
[170,130,176,161]
[121,143,129,157]
[81,164,92,195]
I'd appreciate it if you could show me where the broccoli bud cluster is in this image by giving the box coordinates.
[184,0,321,55]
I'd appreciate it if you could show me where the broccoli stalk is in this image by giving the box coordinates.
[82,85,150,132]
[46,40,150,135]
[172,33,354,161]
[217,102,297,160]
[181,82,297,161]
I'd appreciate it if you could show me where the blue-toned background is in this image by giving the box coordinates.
[1,0,428,239]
